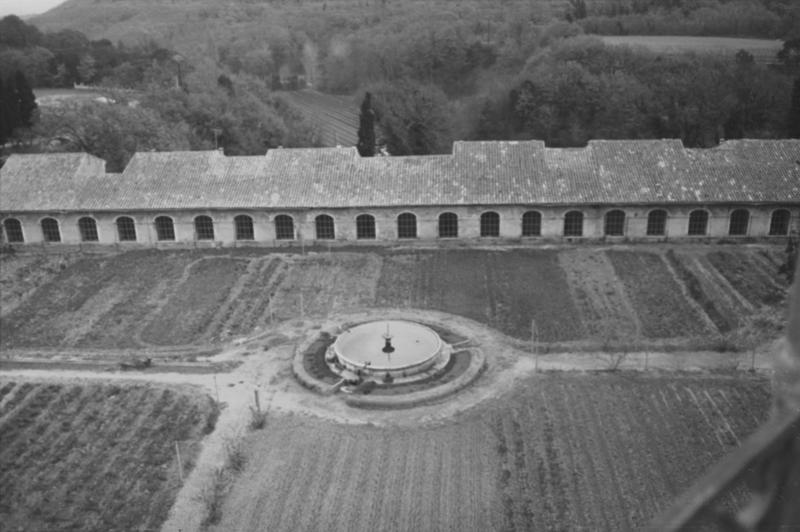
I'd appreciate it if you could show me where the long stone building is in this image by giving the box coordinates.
[1,139,799,246]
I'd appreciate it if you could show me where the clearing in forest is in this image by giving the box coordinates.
[596,35,783,63]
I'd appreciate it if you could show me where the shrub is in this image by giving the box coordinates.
[249,406,267,430]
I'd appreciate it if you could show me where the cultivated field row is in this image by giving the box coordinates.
[0,379,218,532]
[280,89,358,147]
[214,373,771,532]
[0,246,789,350]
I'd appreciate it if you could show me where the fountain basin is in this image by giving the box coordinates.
[331,320,444,378]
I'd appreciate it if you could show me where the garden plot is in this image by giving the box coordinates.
[376,250,585,342]
[558,249,639,340]
[0,246,789,351]
[707,251,786,307]
[0,253,82,318]
[214,373,770,532]
[0,251,196,349]
[0,379,218,532]
[607,250,711,338]
[214,412,501,532]
[209,256,287,341]
[140,257,249,345]
[665,250,753,333]
[270,253,383,319]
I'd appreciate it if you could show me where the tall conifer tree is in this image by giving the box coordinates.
[2,76,20,141]
[0,77,8,145]
[15,70,37,127]
[357,91,376,157]
[790,77,800,138]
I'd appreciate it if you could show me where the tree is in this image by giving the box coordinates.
[76,54,98,84]
[780,236,798,283]
[14,71,37,128]
[217,74,235,97]
[790,78,800,138]
[357,91,376,156]
[2,75,20,140]
[35,101,191,172]
[565,0,588,22]
[0,15,42,48]
[777,38,800,74]
[0,78,7,146]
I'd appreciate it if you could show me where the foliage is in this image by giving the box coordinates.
[1,3,796,157]
[0,15,184,89]
[780,237,798,283]
[34,99,191,172]
[0,70,37,145]
[777,39,800,75]
[579,0,790,38]
[0,15,42,48]
[356,91,375,157]
[141,71,319,155]
[495,37,792,147]
[790,78,800,137]
[367,80,453,155]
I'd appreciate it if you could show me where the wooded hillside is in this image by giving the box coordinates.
[1,0,798,167]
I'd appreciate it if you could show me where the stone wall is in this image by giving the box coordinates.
[2,204,798,246]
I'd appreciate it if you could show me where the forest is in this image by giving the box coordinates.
[1,0,799,170]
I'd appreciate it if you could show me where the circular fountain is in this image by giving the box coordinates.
[328,320,447,380]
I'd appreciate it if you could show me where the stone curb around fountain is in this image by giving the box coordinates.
[291,323,488,408]
[342,348,487,409]
[292,333,340,395]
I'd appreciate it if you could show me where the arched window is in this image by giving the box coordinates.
[397,213,417,239]
[116,217,137,242]
[194,215,214,240]
[78,217,99,242]
[769,209,791,236]
[2,218,24,243]
[522,211,541,237]
[563,211,583,237]
[41,218,61,242]
[438,212,458,238]
[728,209,749,236]
[315,215,335,240]
[646,210,667,236]
[480,212,500,237]
[274,215,294,240]
[688,210,709,236]
[356,214,376,239]
[604,210,625,236]
[155,216,175,241]
[234,215,254,240]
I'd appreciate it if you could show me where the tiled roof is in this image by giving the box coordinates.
[1,140,799,212]
[0,153,107,211]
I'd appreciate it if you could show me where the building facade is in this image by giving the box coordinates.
[1,140,799,246]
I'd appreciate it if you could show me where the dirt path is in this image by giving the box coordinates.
[0,309,780,532]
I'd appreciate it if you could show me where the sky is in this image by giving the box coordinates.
[0,0,65,17]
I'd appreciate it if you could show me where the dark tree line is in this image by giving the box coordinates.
[0,71,36,145]
[471,38,797,148]
[0,15,183,89]
[357,91,375,157]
